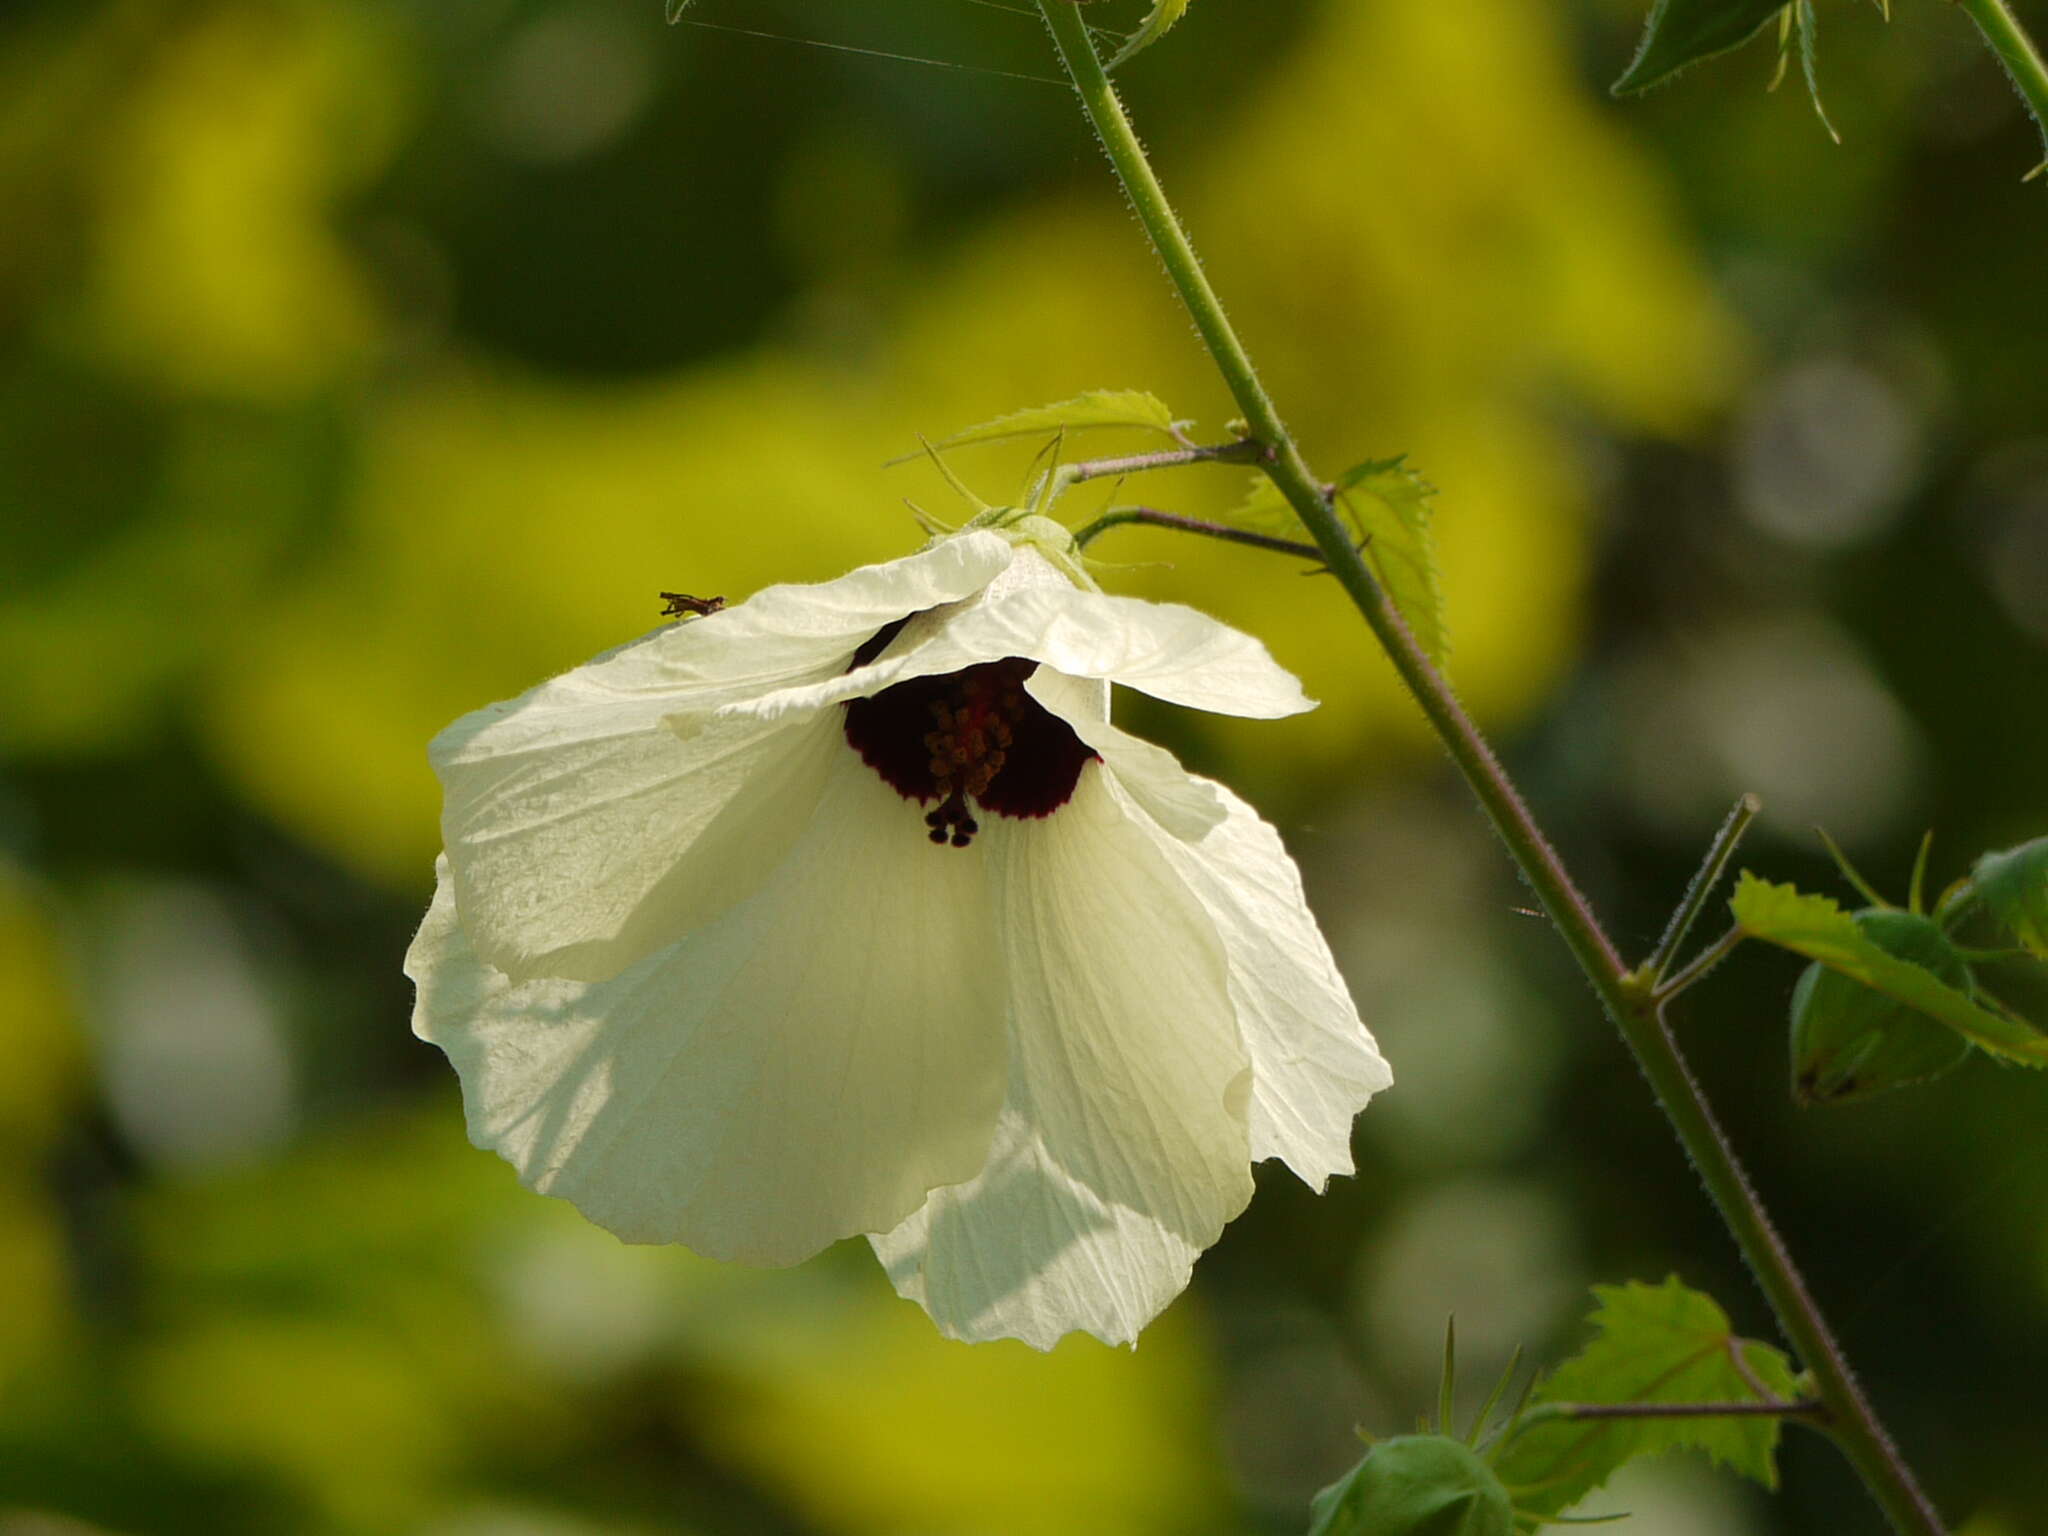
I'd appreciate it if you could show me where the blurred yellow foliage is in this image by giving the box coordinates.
[79,0,403,399]
[0,870,80,1391]
[685,1283,1224,1536]
[0,1179,73,1395]
[202,359,912,884]
[0,866,86,1148]
[119,1104,1226,1535]
[0,414,317,753]
[132,1314,462,1531]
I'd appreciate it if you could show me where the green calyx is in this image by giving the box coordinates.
[1308,1436,1516,1536]
[962,508,1098,591]
[1790,909,1974,1104]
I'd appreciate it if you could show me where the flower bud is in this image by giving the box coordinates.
[1790,909,1973,1105]
[1308,1435,1515,1536]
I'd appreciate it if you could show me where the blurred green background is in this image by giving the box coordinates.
[3,0,2046,1531]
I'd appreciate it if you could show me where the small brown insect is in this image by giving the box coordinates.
[659,592,727,620]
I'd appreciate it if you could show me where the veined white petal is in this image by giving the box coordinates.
[982,589,1309,717]
[641,530,1020,714]
[722,560,1314,728]
[406,754,1009,1267]
[1147,781,1391,1189]
[1022,668,1224,842]
[442,709,839,985]
[871,1105,1205,1351]
[433,533,1014,983]
[873,767,1254,1348]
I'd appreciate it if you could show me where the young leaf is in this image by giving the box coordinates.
[1223,457,1450,668]
[916,391,1181,456]
[1613,0,1789,96]
[1493,1278,1799,1519]
[1731,874,2048,1067]
[1969,837,2048,957]
[1337,458,1449,669]
[1108,0,1193,71]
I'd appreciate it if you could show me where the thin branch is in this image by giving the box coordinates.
[1655,925,1748,1004]
[1072,506,1327,562]
[1645,795,1761,984]
[1050,437,1267,491]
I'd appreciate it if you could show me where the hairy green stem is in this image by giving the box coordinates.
[1957,0,2048,174]
[1033,4,1945,1532]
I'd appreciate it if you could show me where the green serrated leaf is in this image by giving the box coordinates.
[1613,0,1788,96]
[1969,837,2048,957]
[1732,874,2048,1067]
[1108,0,1193,71]
[1495,1278,1799,1519]
[1222,457,1449,668]
[916,391,1180,458]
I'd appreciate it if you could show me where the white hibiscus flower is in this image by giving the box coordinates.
[406,520,1390,1349]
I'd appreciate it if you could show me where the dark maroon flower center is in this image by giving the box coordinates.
[842,631,1097,848]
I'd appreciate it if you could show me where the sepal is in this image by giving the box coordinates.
[1109,1,1195,71]
[1788,909,1973,1104]
[1965,836,2048,958]
[1731,874,2048,1071]
[1308,1437,1514,1536]
[1613,0,1789,95]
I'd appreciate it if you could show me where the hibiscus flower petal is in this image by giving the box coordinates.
[1021,668,1224,841]
[1145,781,1392,1189]
[962,586,1313,717]
[872,766,1255,1347]
[870,1106,1204,1350]
[628,529,1017,714]
[434,533,1015,983]
[407,752,1009,1267]
[722,556,1313,728]
[440,710,840,985]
